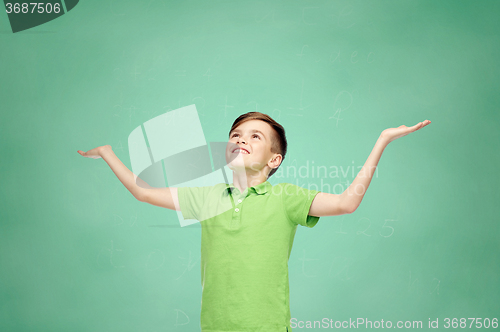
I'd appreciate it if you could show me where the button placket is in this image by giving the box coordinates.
[235,195,243,212]
[230,192,250,229]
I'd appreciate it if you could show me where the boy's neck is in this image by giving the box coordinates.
[231,171,268,193]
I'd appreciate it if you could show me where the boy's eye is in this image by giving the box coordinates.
[230,133,260,139]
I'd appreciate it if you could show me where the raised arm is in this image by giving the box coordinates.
[77,145,180,211]
[139,186,180,211]
[343,120,431,212]
[309,119,431,216]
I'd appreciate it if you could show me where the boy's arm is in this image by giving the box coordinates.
[79,145,179,211]
[139,187,180,211]
[98,146,179,210]
[309,120,431,216]
[338,135,388,213]
[309,136,386,216]
[97,145,148,201]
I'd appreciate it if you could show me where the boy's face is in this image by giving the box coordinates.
[225,120,281,177]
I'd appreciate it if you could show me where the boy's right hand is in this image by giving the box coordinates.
[77,145,111,159]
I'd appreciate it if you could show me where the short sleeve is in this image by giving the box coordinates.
[177,186,214,221]
[281,183,321,228]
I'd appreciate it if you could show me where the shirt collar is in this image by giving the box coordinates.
[225,180,272,195]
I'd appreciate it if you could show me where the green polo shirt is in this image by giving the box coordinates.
[177,180,321,332]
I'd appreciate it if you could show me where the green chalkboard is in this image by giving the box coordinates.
[1,0,499,331]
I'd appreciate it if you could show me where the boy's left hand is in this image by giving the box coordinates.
[380,120,431,144]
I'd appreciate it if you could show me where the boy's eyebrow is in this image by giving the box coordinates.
[230,129,267,140]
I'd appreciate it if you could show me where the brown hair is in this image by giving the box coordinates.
[229,112,287,179]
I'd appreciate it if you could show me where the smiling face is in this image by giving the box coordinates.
[225,120,282,178]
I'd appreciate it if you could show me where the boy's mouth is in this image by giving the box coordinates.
[232,148,250,154]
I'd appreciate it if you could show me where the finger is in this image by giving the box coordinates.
[416,120,431,130]
[410,122,423,130]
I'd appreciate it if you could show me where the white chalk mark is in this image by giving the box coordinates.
[145,249,166,271]
[429,278,440,295]
[328,90,353,127]
[351,51,358,63]
[175,70,186,77]
[409,270,418,289]
[328,256,351,280]
[298,249,319,278]
[336,218,348,235]
[338,5,355,29]
[175,250,200,280]
[112,214,124,226]
[297,45,309,59]
[379,219,396,237]
[173,309,190,326]
[288,79,313,112]
[203,68,212,81]
[356,217,372,236]
[96,240,126,268]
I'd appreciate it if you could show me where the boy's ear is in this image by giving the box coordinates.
[269,154,283,169]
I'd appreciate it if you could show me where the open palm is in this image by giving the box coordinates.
[381,120,431,144]
[77,145,110,159]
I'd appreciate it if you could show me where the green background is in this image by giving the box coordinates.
[1,0,499,331]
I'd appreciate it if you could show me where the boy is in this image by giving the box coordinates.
[78,112,430,332]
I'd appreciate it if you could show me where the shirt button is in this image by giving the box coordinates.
[235,208,239,212]
[237,199,242,203]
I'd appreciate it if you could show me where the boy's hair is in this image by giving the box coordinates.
[229,112,287,179]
